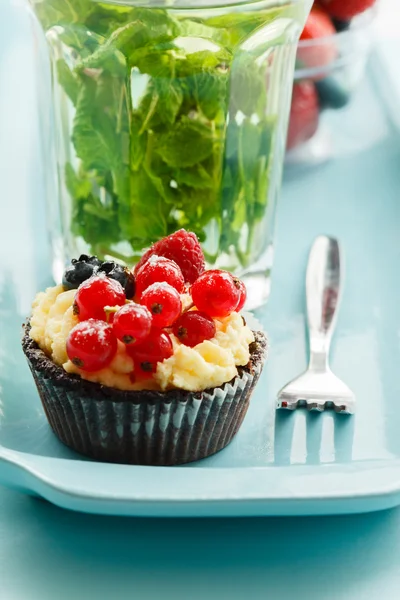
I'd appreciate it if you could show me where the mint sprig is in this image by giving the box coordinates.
[34,0,286,267]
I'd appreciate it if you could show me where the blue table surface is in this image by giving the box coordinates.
[2,1,400,598]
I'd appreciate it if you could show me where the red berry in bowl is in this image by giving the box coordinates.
[66,319,117,372]
[128,330,173,377]
[298,7,337,70]
[134,229,205,284]
[287,81,320,151]
[73,275,126,321]
[112,303,152,345]
[191,270,241,318]
[235,279,247,312]
[140,282,182,329]
[319,0,375,21]
[135,256,185,298]
[173,311,216,347]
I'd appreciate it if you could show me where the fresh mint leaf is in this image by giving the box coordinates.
[173,185,219,239]
[229,52,266,117]
[56,60,79,104]
[179,19,231,48]
[57,25,103,55]
[85,5,135,36]
[136,75,183,128]
[193,70,228,121]
[129,170,170,245]
[156,117,214,168]
[254,155,270,220]
[238,120,261,178]
[174,165,214,189]
[72,70,132,245]
[204,7,286,48]
[176,49,231,77]
[66,163,120,247]
[76,21,141,72]
[144,164,176,205]
[231,187,247,232]
[65,162,92,199]
[72,79,118,173]
[130,114,147,171]
[176,49,230,120]
[33,0,92,29]
[130,43,184,78]
[154,78,183,125]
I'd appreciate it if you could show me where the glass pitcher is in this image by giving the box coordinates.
[29,0,312,308]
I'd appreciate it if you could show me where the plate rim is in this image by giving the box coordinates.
[2,446,400,516]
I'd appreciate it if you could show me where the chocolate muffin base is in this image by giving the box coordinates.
[22,325,267,466]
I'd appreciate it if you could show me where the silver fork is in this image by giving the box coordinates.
[276,235,355,414]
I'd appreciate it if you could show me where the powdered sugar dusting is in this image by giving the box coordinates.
[96,327,108,344]
[72,319,111,348]
[147,254,165,265]
[145,281,175,293]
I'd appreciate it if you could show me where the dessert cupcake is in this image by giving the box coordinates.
[22,230,267,465]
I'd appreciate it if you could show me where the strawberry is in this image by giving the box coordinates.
[287,81,320,151]
[134,229,205,284]
[298,7,337,69]
[319,0,376,20]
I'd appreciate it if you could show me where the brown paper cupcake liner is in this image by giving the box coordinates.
[22,326,266,466]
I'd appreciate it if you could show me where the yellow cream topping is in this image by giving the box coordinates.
[30,285,254,393]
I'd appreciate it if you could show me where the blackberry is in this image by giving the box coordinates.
[77,255,102,268]
[63,256,135,297]
[63,254,102,290]
[332,18,351,33]
[98,261,114,274]
[315,77,350,111]
[98,261,135,298]
[62,260,97,290]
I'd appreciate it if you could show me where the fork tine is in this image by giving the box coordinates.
[277,394,355,414]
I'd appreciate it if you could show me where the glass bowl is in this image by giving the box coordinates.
[286,7,376,166]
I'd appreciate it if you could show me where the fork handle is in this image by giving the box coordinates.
[306,236,341,371]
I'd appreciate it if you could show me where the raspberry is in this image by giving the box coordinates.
[140,282,182,329]
[299,7,337,70]
[73,275,126,321]
[287,81,319,151]
[127,330,173,379]
[135,256,185,298]
[191,270,240,318]
[173,311,216,347]
[135,229,205,283]
[235,279,247,312]
[66,319,117,372]
[112,303,152,345]
[319,0,375,21]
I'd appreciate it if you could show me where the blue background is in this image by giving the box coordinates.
[2,0,400,597]
[2,487,400,599]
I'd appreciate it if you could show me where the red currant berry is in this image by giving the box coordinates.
[133,360,155,381]
[173,311,216,347]
[127,329,173,376]
[113,303,152,345]
[135,256,185,298]
[73,275,125,321]
[191,270,240,318]
[235,279,247,312]
[66,319,117,372]
[140,282,182,329]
